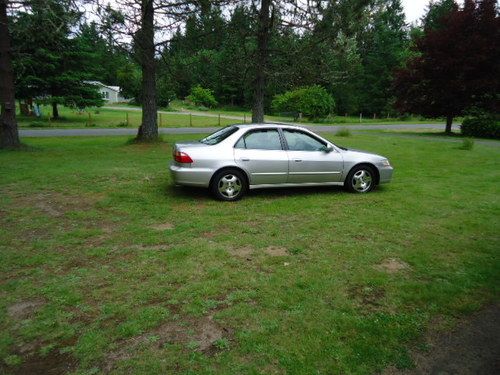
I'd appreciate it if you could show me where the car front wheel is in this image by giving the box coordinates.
[211,169,247,201]
[345,165,376,193]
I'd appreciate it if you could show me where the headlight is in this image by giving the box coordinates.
[379,159,391,167]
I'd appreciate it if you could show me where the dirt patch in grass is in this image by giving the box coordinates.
[5,350,77,375]
[13,191,105,218]
[383,304,500,375]
[151,222,175,231]
[7,299,45,320]
[265,246,289,257]
[229,245,254,259]
[105,314,232,371]
[348,285,386,313]
[375,258,411,274]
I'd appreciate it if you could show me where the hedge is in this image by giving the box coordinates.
[461,116,500,139]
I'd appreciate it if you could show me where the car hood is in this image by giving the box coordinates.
[341,148,386,160]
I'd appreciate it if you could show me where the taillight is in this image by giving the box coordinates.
[173,150,193,163]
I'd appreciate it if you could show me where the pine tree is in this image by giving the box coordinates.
[12,0,103,118]
[359,0,408,116]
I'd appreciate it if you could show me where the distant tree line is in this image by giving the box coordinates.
[1,0,498,148]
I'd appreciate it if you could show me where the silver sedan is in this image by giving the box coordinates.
[170,124,393,201]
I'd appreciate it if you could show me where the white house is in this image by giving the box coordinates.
[85,81,129,104]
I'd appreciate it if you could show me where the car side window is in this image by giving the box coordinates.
[283,129,326,151]
[235,129,283,150]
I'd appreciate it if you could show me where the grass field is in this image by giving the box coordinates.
[17,104,445,129]
[0,133,499,374]
[17,106,236,129]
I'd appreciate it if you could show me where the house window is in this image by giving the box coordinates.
[102,91,109,99]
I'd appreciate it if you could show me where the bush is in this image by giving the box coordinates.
[272,85,334,120]
[458,138,474,150]
[461,116,499,139]
[335,128,351,137]
[186,85,218,108]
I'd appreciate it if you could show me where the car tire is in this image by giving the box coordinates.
[345,165,376,193]
[211,169,247,201]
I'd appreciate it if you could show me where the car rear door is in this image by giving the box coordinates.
[282,129,343,183]
[234,128,289,185]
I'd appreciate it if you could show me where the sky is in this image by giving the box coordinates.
[402,0,430,24]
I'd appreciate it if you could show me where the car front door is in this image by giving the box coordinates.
[282,129,344,183]
[234,128,288,185]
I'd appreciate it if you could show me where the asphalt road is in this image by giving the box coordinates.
[19,123,459,137]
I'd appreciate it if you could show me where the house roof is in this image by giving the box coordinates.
[84,80,120,93]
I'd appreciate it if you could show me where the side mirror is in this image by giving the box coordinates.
[321,144,334,153]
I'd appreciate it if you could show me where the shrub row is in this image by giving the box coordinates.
[461,116,500,139]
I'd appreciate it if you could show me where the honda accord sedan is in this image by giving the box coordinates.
[170,124,393,201]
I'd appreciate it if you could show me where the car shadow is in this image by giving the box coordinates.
[165,184,214,201]
[164,183,388,201]
[248,185,346,198]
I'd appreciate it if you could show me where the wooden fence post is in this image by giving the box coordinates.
[126,112,129,126]
[218,114,221,126]
[189,113,192,127]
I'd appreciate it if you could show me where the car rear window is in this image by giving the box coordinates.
[200,126,239,145]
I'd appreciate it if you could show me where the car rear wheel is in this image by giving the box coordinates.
[345,165,375,193]
[211,169,247,201]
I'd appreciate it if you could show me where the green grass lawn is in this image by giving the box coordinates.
[168,99,445,126]
[17,103,445,129]
[17,105,236,129]
[0,134,498,374]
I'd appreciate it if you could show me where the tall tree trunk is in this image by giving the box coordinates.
[136,0,158,141]
[445,114,453,134]
[52,102,59,119]
[0,0,20,149]
[252,0,272,123]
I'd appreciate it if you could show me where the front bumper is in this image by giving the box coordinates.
[170,163,213,187]
[378,166,394,184]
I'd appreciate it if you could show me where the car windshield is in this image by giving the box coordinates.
[200,126,239,145]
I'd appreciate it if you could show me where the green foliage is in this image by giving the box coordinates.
[461,116,499,139]
[160,2,408,116]
[272,86,334,120]
[186,85,218,108]
[117,63,141,103]
[422,0,458,30]
[358,0,409,115]
[458,138,475,150]
[157,79,176,108]
[11,0,104,114]
[335,128,351,137]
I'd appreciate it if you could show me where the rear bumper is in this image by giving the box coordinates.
[379,166,394,184]
[170,163,212,187]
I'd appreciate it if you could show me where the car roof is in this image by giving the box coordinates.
[235,123,308,131]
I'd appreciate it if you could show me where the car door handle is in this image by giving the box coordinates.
[293,159,302,162]
[240,158,250,161]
